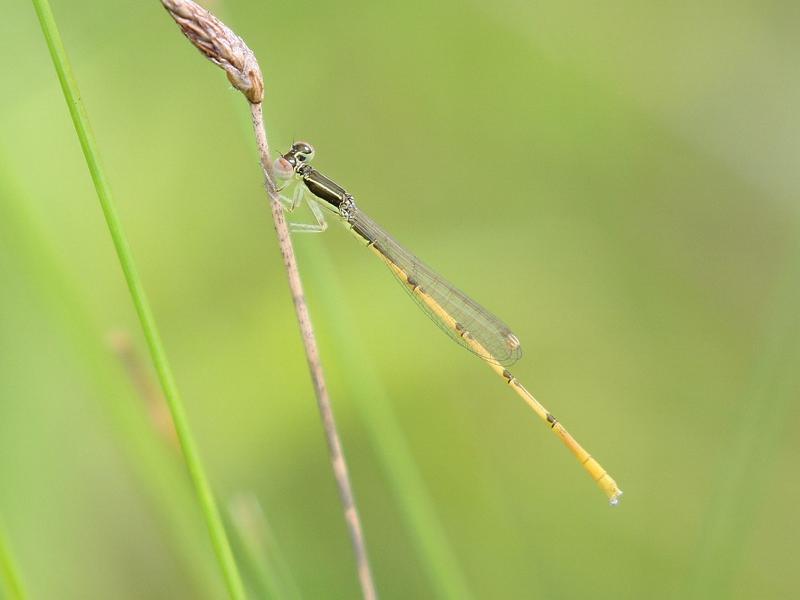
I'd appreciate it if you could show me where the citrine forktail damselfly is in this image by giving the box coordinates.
[273,142,622,505]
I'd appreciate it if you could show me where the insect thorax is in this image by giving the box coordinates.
[339,194,357,222]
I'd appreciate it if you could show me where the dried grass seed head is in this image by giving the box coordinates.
[162,0,264,104]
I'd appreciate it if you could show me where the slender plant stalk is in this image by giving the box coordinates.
[160,1,377,597]
[250,104,377,600]
[31,2,246,598]
[0,523,27,600]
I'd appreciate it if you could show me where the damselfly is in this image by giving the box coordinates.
[273,142,622,504]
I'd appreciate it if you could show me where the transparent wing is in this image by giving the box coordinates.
[349,208,522,366]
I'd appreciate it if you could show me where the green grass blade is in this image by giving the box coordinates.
[683,235,800,599]
[228,494,302,600]
[0,522,27,600]
[30,2,246,598]
[298,243,473,599]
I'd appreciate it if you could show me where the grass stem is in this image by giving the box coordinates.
[31,1,245,597]
[159,1,376,595]
[0,523,27,600]
[250,102,378,600]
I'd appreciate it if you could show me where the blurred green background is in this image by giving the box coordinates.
[2,0,799,598]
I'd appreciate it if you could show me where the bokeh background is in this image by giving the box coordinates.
[2,1,799,598]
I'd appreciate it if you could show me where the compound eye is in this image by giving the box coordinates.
[292,141,315,162]
[273,155,295,179]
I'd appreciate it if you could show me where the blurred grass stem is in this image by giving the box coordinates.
[299,246,474,598]
[228,493,302,600]
[109,330,180,449]
[0,523,27,599]
[31,1,246,597]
